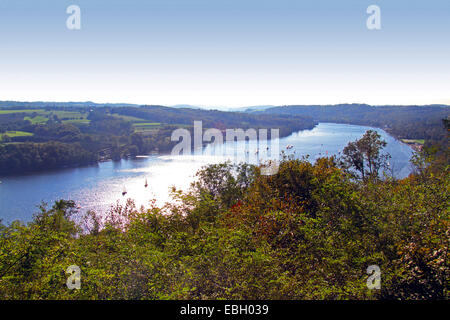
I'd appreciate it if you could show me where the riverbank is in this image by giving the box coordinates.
[0,123,414,223]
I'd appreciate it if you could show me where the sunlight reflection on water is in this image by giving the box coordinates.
[0,123,413,223]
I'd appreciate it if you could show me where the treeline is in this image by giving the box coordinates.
[1,103,447,175]
[0,142,97,174]
[0,105,316,175]
[0,113,31,134]
[254,104,449,146]
[0,122,175,174]
[0,131,448,300]
[109,105,316,137]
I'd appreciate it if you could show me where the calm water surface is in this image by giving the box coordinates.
[0,123,414,223]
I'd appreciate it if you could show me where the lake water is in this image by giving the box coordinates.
[0,123,414,223]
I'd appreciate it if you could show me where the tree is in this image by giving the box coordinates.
[340,130,391,180]
[192,162,256,209]
[1,134,11,143]
[443,118,449,131]
[130,133,144,153]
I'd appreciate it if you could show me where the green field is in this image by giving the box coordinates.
[1,109,159,127]
[46,111,89,123]
[0,109,45,114]
[62,119,91,124]
[111,114,149,122]
[24,115,49,124]
[133,122,162,133]
[52,110,88,119]
[402,139,425,145]
[132,122,161,127]
[0,131,34,140]
[1,108,90,125]
[1,108,163,131]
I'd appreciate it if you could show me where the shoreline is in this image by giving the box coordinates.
[0,121,418,179]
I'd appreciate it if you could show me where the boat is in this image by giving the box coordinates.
[286,144,294,150]
[122,187,127,196]
[144,178,148,188]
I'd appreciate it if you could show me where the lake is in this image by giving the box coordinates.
[0,123,414,223]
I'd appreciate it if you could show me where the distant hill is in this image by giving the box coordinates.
[251,104,449,145]
[250,104,449,121]
[170,104,203,110]
[0,101,143,109]
[2,101,448,113]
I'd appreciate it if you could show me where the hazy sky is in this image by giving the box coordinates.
[0,0,449,107]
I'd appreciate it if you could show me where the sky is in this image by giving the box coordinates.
[0,0,449,107]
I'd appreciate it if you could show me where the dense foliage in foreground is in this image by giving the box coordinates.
[0,145,448,300]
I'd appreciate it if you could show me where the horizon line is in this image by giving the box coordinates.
[0,100,449,109]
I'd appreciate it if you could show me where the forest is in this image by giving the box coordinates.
[0,125,448,300]
[0,104,316,174]
[0,103,448,175]
[253,104,449,147]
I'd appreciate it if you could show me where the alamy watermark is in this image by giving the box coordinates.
[66,265,81,290]
[66,5,81,30]
[367,5,381,30]
[171,121,280,175]
[65,5,381,31]
[366,265,381,290]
